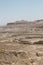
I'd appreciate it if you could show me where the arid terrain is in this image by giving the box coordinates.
[0,20,43,65]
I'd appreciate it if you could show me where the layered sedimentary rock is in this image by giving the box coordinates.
[0,19,43,65]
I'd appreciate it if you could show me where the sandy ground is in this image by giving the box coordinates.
[0,32,43,65]
[0,21,43,65]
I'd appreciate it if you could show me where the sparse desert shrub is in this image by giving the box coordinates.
[20,41,31,44]
[34,41,43,44]
[19,38,31,44]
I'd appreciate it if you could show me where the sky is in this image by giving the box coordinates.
[0,0,43,25]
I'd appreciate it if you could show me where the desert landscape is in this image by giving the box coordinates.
[0,20,43,65]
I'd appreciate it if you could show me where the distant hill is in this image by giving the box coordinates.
[7,19,43,28]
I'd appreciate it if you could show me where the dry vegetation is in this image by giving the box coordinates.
[0,20,43,65]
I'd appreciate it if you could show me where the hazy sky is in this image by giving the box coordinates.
[0,0,43,25]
